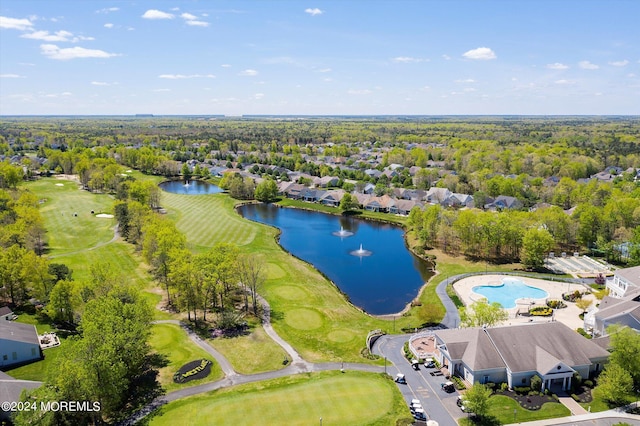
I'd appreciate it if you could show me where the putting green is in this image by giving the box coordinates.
[150,371,405,426]
[266,262,286,279]
[271,285,308,301]
[284,308,323,330]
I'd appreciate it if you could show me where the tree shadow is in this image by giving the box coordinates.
[269,309,284,321]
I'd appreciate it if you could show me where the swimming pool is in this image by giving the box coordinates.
[471,278,548,308]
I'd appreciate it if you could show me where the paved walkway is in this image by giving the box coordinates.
[557,394,589,415]
[504,405,640,426]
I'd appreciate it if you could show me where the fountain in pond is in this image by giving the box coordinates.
[332,226,354,237]
[184,180,191,187]
[350,243,372,257]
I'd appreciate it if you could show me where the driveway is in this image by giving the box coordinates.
[373,334,462,426]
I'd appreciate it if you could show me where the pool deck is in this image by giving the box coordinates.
[453,274,597,330]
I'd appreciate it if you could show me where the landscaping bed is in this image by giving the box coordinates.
[571,386,593,404]
[495,390,560,410]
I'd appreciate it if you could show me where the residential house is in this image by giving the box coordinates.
[583,287,640,337]
[444,193,474,208]
[281,183,306,199]
[426,187,452,204]
[434,322,609,391]
[363,183,376,195]
[0,307,15,321]
[353,193,371,208]
[301,188,325,202]
[0,371,41,421]
[363,195,393,213]
[485,195,523,210]
[605,265,640,299]
[313,176,340,188]
[0,321,42,368]
[590,171,615,183]
[318,190,345,207]
[364,169,382,179]
[389,199,423,216]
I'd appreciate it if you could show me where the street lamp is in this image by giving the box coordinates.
[384,356,387,374]
[320,417,322,426]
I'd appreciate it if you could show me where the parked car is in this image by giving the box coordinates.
[413,408,427,421]
[424,357,435,368]
[441,381,455,393]
[411,359,420,370]
[394,373,407,384]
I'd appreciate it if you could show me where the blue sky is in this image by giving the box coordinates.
[1,0,638,115]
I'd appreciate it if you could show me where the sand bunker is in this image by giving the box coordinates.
[96,214,114,218]
[55,183,64,186]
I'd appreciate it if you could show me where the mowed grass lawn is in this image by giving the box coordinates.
[209,322,288,375]
[27,177,152,286]
[150,323,224,392]
[159,191,390,363]
[149,371,410,426]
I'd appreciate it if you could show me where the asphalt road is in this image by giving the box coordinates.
[373,334,463,426]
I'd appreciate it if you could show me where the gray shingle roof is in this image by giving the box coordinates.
[485,322,610,373]
[0,321,39,345]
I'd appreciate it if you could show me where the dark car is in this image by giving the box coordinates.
[411,360,420,370]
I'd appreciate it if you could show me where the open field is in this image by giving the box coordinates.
[149,371,410,426]
[150,323,224,392]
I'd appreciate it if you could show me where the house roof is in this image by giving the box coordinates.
[615,265,640,288]
[436,328,505,371]
[0,372,41,410]
[436,322,609,374]
[485,322,610,373]
[0,321,39,345]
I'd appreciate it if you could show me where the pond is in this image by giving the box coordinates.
[159,180,223,195]
[238,204,434,315]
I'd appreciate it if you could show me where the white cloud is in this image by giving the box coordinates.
[153,89,171,92]
[91,81,109,86]
[239,69,258,76]
[547,62,569,70]
[317,68,332,73]
[305,8,323,16]
[579,60,599,70]
[185,20,209,27]
[40,44,118,60]
[158,74,215,79]
[609,60,629,67]
[419,86,431,91]
[104,23,114,29]
[554,79,574,85]
[0,16,34,30]
[455,79,475,84]
[21,30,93,43]
[97,7,119,14]
[254,93,265,100]
[392,56,425,63]
[142,10,174,20]
[0,74,25,78]
[462,47,496,60]
[442,54,451,60]
[347,89,372,95]
[181,13,197,20]
[221,64,232,68]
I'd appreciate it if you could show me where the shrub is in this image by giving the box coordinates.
[485,382,496,391]
[530,374,542,392]
[571,394,580,401]
[584,380,593,388]
[547,299,566,309]
[529,306,553,316]
[577,328,592,339]
[451,376,466,390]
[500,382,509,392]
[514,386,531,395]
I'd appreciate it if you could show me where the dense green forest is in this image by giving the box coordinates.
[1,116,639,269]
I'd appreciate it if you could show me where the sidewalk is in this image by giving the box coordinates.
[557,394,589,415]
[504,403,640,426]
